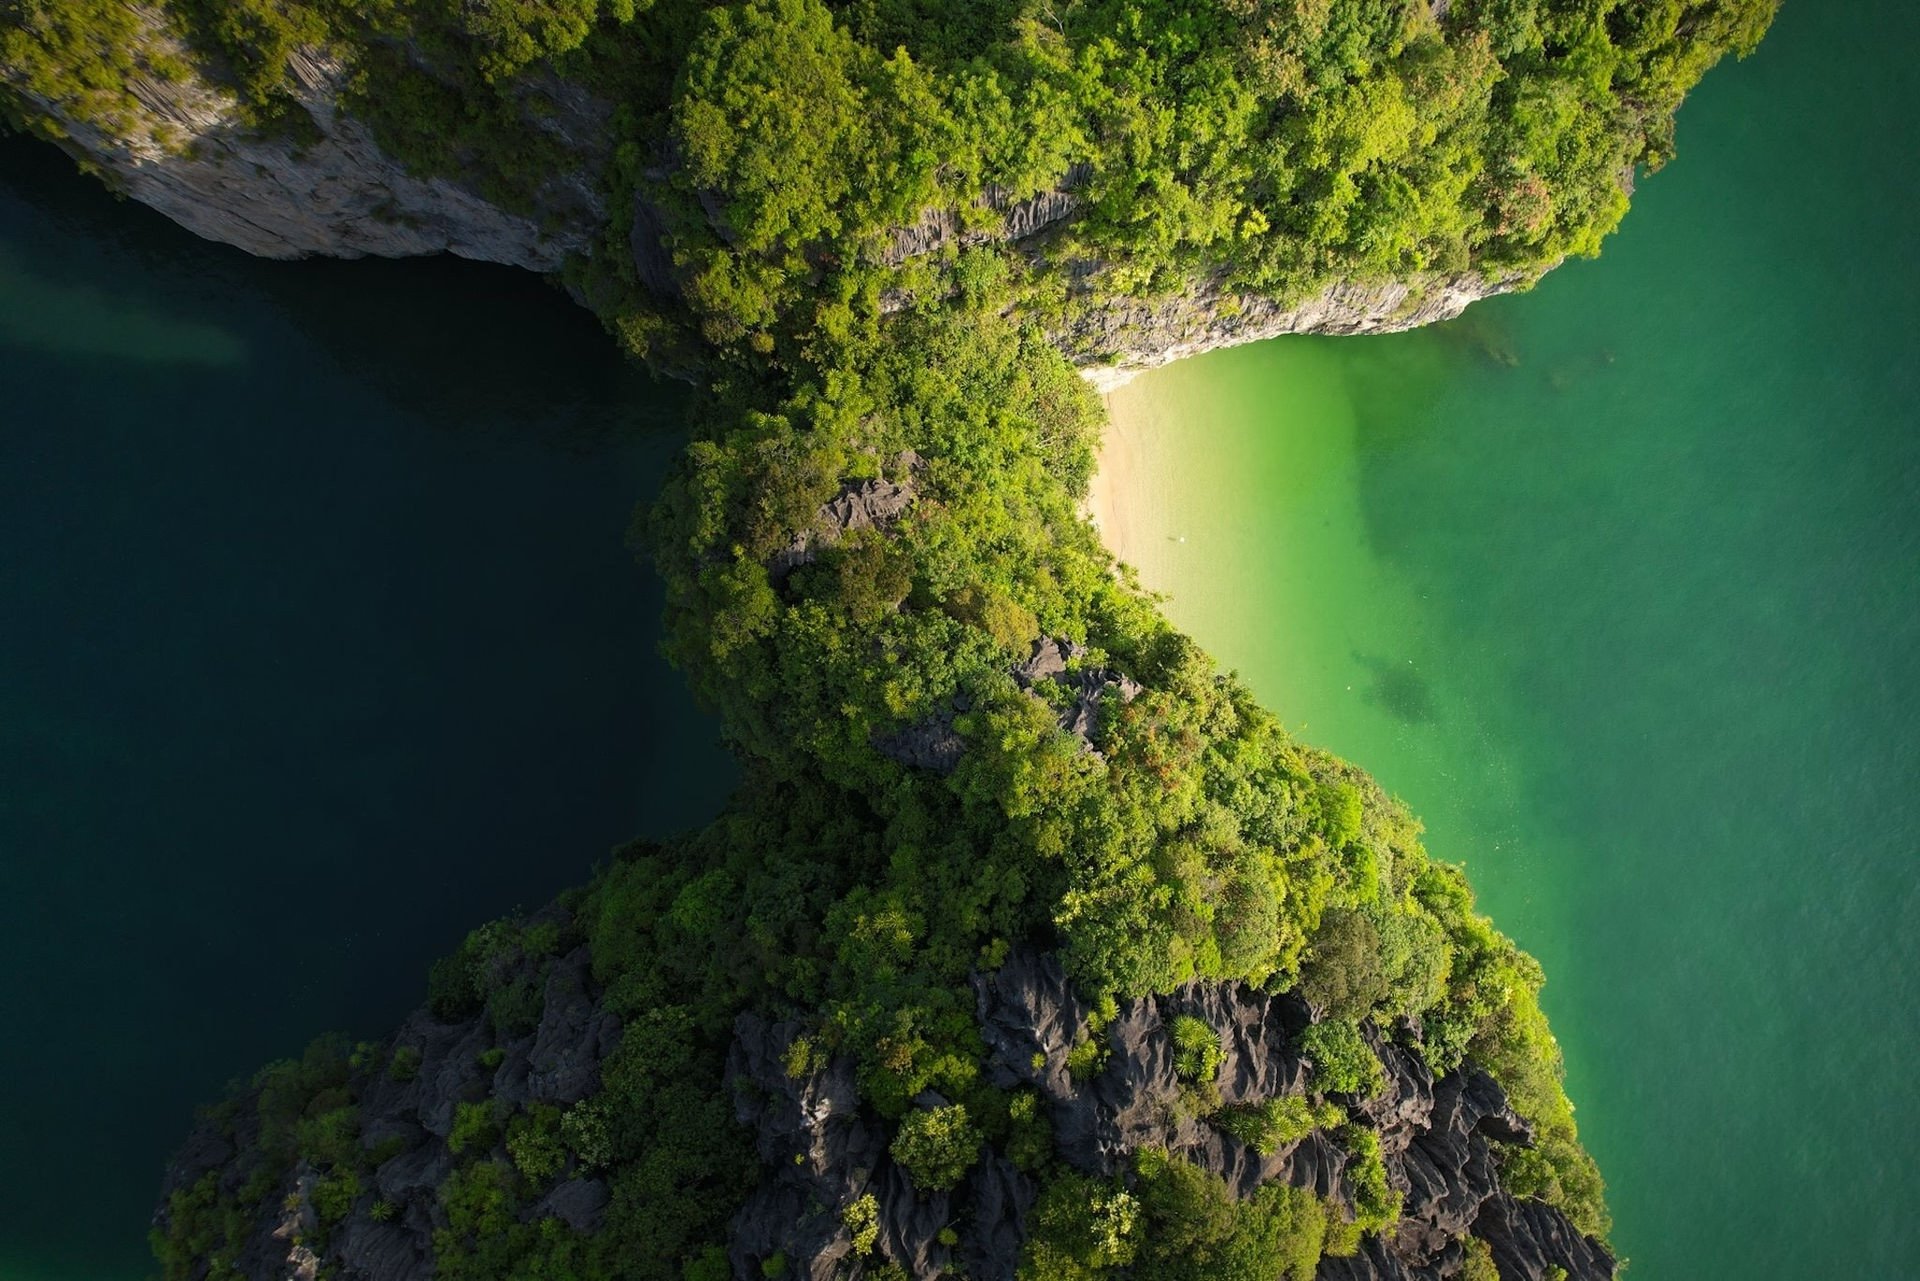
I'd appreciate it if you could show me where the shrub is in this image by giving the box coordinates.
[507,1105,568,1184]
[1005,1090,1053,1171]
[1211,1095,1342,1157]
[387,1045,422,1083]
[1297,1021,1385,1099]
[1169,1015,1223,1084]
[889,1104,981,1192]
[1340,1127,1402,1235]
[448,1101,499,1157]
[843,1194,880,1256]
[310,1171,360,1227]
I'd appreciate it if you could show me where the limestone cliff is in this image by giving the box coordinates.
[6,17,597,268]
[12,43,1525,374]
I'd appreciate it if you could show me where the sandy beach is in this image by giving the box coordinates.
[1083,388,1143,568]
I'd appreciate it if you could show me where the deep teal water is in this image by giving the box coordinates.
[0,139,732,1280]
[1103,2,1918,1276]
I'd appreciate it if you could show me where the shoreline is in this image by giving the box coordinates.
[1082,387,1136,568]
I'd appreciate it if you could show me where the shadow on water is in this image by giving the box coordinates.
[1350,649,1439,724]
[0,134,686,450]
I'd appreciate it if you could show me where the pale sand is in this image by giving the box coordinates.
[1083,388,1147,568]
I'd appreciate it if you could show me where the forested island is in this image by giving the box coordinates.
[1,2,1774,1278]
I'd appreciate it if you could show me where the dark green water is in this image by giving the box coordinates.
[1103,3,1918,1276]
[0,140,732,1280]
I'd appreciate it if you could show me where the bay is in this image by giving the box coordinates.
[1101,2,1919,1275]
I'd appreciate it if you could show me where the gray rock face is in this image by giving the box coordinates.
[722,952,1613,1279]
[769,458,922,582]
[23,27,1529,377]
[966,951,1613,1281]
[1070,273,1529,392]
[879,165,1091,266]
[876,637,1144,774]
[12,21,598,268]
[872,706,970,774]
[154,927,623,1281]
[1011,638,1144,746]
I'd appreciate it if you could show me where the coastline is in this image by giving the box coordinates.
[1083,384,1138,569]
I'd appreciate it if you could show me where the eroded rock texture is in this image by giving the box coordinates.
[728,951,1612,1281]
[155,923,619,1281]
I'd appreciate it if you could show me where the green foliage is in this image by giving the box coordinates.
[1021,1152,1337,1281]
[842,1193,880,1256]
[387,1044,422,1082]
[1460,1235,1500,1281]
[1338,1126,1402,1235]
[507,1104,569,1183]
[87,1,1771,1274]
[1211,1095,1343,1157]
[448,1100,501,1157]
[310,1170,361,1227]
[1169,1015,1222,1084]
[1004,1089,1054,1171]
[1297,1020,1385,1099]
[890,1103,982,1191]
[1019,1171,1140,1279]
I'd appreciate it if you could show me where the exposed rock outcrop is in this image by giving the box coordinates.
[158,931,1610,1281]
[879,164,1092,266]
[873,636,1143,774]
[9,18,599,267]
[966,951,1614,1281]
[154,929,622,1281]
[16,29,1526,376]
[1012,636,1144,745]
[1068,273,1528,393]
[769,453,923,582]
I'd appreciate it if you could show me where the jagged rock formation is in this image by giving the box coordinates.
[1012,636,1144,743]
[874,636,1142,773]
[721,951,1612,1281]
[156,942,1611,1281]
[1068,273,1522,393]
[878,164,1092,266]
[769,453,923,583]
[155,919,620,1281]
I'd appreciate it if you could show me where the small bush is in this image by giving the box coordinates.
[387,1045,422,1083]
[506,1105,567,1184]
[843,1193,880,1256]
[1340,1126,1402,1235]
[1169,1015,1222,1084]
[1297,1021,1385,1099]
[447,1101,499,1157]
[1211,1095,1340,1156]
[890,1104,981,1192]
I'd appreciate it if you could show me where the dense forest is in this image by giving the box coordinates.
[2,1,1775,1278]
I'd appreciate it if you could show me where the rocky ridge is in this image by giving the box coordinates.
[156,938,1611,1281]
[728,950,1613,1280]
[157,916,621,1281]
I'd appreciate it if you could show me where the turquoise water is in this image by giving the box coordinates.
[1103,3,1918,1276]
[0,140,732,1280]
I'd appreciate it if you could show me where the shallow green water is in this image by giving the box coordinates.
[0,140,732,1279]
[1104,4,1918,1276]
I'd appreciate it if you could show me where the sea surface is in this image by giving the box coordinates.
[0,140,732,1279]
[1102,3,1917,1276]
